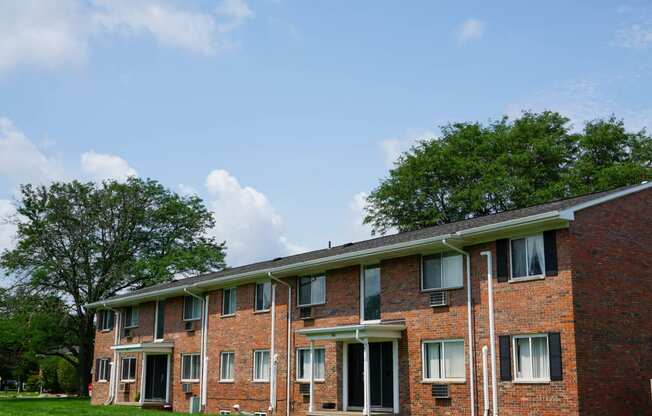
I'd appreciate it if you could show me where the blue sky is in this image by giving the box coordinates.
[1,0,651,267]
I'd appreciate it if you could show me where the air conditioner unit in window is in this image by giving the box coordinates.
[182,383,193,394]
[429,291,449,307]
[298,307,313,320]
[184,321,195,332]
[431,384,450,399]
[122,328,132,338]
[119,382,130,392]
[219,411,231,416]
[299,383,310,396]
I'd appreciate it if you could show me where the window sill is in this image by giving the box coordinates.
[421,379,466,384]
[508,275,545,284]
[97,380,108,384]
[421,286,464,293]
[253,309,270,314]
[219,380,234,384]
[100,329,113,333]
[181,380,199,384]
[296,379,325,384]
[183,318,201,322]
[512,379,550,384]
[221,314,236,318]
[120,380,136,384]
[123,326,138,330]
[252,380,270,384]
[297,302,326,308]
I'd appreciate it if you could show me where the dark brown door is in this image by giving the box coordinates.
[145,355,167,401]
[347,342,393,409]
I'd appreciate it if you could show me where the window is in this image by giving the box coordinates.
[422,340,465,381]
[220,352,235,382]
[121,357,136,382]
[183,296,202,321]
[97,310,114,331]
[513,335,549,381]
[123,306,139,328]
[253,350,271,382]
[297,275,326,306]
[222,288,237,316]
[296,348,325,381]
[510,234,545,279]
[155,301,165,340]
[362,265,381,322]
[181,354,201,382]
[422,253,463,290]
[255,282,271,312]
[96,358,110,382]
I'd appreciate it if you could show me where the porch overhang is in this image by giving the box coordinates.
[296,322,406,341]
[111,342,174,353]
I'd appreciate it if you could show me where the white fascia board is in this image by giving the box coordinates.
[454,211,562,238]
[558,181,652,220]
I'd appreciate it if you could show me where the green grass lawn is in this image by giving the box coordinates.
[0,398,188,416]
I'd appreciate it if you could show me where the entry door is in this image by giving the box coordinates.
[347,342,393,409]
[145,355,168,401]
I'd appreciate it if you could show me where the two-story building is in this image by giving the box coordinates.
[87,182,652,416]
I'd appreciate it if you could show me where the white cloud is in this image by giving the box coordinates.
[0,117,64,187]
[0,0,253,74]
[614,22,652,49]
[457,18,485,44]
[205,169,303,266]
[0,199,17,254]
[347,192,373,242]
[379,129,436,168]
[81,150,138,182]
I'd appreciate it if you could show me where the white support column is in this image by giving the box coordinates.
[392,340,399,414]
[309,341,315,413]
[342,343,349,411]
[363,340,371,416]
[166,354,171,404]
[139,353,147,406]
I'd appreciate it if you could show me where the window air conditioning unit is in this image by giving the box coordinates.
[298,307,313,320]
[123,328,132,338]
[429,291,449,307]
[432,384,450,399]
[299,383,310,396]
[119,382,130,392]
[182,383,193,394]
[185,321,196,332]
[219,411,231,416]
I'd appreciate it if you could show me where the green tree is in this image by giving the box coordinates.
[0,178,226,396]
[365,112,652,234]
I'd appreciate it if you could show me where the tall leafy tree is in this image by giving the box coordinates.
[0,178,226,396]
[365,112,652,234]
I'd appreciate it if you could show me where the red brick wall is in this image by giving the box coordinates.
[570,189,652,415]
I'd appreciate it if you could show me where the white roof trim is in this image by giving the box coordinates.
[296,323,406,341]
[110,342,174,353]
[558,181,652,220]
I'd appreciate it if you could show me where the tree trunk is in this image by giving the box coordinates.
[77,316,95,397]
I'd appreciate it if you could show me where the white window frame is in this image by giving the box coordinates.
[181,353,201,383]
[297,275,326,307]
[421,339,466,382]
[509,233,546,281]
[120,357,137,382]
[360,265,381,324]
[254,281,272,312]
[253,349,271,382]
[222,287,237,316]
[296,347,326,382]
[183,296,202,321]
[123,306,139,329]
[220,351,235,382]
[512,334,550,383]
[420,252,464,292]
[97,358,110,382]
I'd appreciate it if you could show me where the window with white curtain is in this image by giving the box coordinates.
[296,348,325,381]
[298,275,326,306]
[513,334,549,381]
[422,252,463,290]
[220,352,235,381]
[253,350,271,382]
[510,234,545,279]
[422,340,465,381]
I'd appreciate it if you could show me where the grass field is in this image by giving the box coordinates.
[0,398,187,416]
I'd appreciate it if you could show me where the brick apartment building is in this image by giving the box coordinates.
[87,183,652,416]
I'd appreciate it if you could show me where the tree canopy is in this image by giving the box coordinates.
[364,112,652,234]
[0,177,226,395]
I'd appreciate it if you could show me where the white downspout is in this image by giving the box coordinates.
[481,251,498,416]
[482,345,489,416]
[268,272,292,416]
[442,239,476,416]
[103,304,120,405]
[184,288,206,409]
[201,293,210,409]
[269,282,278,413]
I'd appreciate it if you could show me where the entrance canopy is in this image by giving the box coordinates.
[296,323,405,342]
[111,342,174,353]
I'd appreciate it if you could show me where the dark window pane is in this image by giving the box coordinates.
[156,301,165,339]
[422,255,442,289]
[511,238,527,278]
[363,266,381,321]
[256,282,271,311]
[299,277,312,305]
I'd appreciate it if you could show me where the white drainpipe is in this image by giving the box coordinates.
[269,282,278,412]
[481,251,498,416]
[201,293,210,409]
[482,345,489,416]
[442,239,476,416]
[184,288,207,409]
[268,272,292,416]
[103,304,120,405]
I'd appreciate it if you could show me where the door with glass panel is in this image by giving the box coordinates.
[347,342,393,409]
